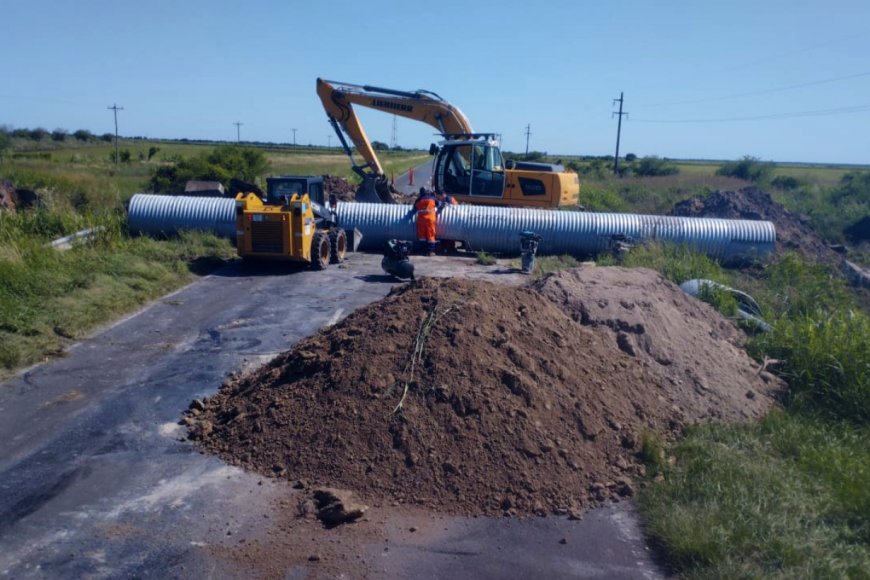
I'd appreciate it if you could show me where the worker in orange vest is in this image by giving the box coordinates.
[414,187,438,256]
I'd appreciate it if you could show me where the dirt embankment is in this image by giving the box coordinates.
[187,268,779,518]
[671,187,843,265]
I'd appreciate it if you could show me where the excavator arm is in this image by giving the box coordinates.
[316,78,473,202]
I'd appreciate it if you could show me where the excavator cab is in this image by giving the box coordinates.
[432,134,506,199]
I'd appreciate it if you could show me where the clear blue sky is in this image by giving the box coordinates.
[3,0,869,163]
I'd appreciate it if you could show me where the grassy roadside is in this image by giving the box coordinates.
[0,207,235,378]
[602,244,870,578]
[0,141,428,379]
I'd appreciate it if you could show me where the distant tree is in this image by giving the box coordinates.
[371,140,389,151]
[100,133,114,142]
[625,153,637,162]
[716,155,774,183]
[29,127,49,140]
[633,156,679,177]
[73,129,94,141]
[51,128,68,142]
[523,151,547,161]
[11,128,30,139]
[147,146,160,160]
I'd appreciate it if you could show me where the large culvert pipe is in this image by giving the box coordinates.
[128,194,776,261]
[128,194,237,239]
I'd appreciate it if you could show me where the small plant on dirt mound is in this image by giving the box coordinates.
[475,251,496,266]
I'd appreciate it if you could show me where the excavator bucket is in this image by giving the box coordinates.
[355,175,397,204]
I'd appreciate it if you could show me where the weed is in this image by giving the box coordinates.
[597,242,726,285]
[475,251,497,266]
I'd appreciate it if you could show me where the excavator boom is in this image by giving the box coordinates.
[317,78,473,202]
[316,78,580,208]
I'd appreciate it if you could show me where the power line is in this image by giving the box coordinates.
[632,104,870,124]
[718,31,867,74]
[645,71,870,107]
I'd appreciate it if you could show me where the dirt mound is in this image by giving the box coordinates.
[671,187,841,264]
[322,175,356,202]
[188,270,778,517]
[534,267,779,422]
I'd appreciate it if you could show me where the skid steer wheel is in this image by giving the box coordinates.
[330,228,347,264]
[312,231,331,270]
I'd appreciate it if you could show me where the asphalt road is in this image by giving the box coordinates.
[393,160,434,195]
[0,253,663,579]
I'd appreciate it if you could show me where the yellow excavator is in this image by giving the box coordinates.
[316,78,579,208]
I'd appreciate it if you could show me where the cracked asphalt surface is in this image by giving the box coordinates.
[0,253,663,579]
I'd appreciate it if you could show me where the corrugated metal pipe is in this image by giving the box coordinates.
[128,194,237,239]
[128,194,776,261]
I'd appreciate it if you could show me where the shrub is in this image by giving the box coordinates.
[633,156,679,177]
[770,175,802,190]
[716,155,774,182]
[147,146,160,161]
[51,129,67,142]
[73,129,94,142]
[149,144,269,193]
[100,133,114,142]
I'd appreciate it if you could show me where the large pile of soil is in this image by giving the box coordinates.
[671,187,841,264]
[188,269,779,517]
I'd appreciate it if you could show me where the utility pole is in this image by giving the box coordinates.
[107,103,124,164]
[233,121,242,143]
[291,128,298,148]
[390,115,398,149]
[327,135,332,148]
[612,92,628,175]
[524,124,531,156]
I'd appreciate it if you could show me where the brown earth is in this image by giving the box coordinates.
[671,186,842,265]
[322,175,356,202]
[187,268,779,518]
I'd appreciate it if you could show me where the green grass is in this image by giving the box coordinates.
[597,242,728,286]
[640,413,870,579]
[620,245,870,578]
[0,206,235,377]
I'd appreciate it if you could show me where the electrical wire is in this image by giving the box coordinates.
[631,104,870,124]
[644,71,870,107]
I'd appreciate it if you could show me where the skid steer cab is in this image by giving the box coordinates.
[234,176,347,269]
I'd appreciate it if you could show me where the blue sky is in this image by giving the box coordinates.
[2,0,869,163]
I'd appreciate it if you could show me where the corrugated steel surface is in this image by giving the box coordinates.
[337,203,776,260]
[128,195,776,261]
[128,194,236,239]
